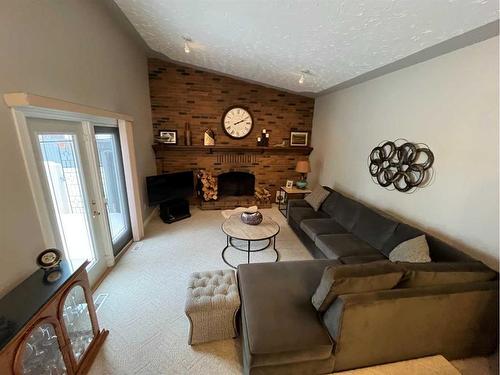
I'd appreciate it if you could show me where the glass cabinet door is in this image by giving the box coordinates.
[61,285,94,363]
[20,323,67,375]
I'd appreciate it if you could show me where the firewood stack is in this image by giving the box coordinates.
[254,187,271,205]
[199,170,218,201]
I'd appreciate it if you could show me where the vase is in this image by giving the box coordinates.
[241,211,263,225]
[184,122,192,146]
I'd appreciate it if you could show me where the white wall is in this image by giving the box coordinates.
[0,0,155,297]
[310,36,499,270]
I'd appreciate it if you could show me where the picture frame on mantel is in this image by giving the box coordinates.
[290,131,309,147]
[158,130,177,145]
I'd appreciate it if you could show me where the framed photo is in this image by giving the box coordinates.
[275,190,285,203]
[159,130,177,144]
[290,131,309,147]
[285,180,294,188]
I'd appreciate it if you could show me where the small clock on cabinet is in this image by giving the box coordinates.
[222,106,254,139]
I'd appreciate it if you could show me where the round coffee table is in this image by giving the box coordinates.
[221,214,280,269]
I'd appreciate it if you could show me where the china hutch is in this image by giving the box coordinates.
[0,261,108,374]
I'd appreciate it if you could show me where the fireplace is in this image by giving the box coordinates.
[218,172,255,197]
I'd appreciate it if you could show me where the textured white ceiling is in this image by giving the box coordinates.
[115,0,499,94]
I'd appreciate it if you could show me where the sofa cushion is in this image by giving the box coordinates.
[311,261,404,312]
[398,261,497,288]
[339,254,388,265]
[319,189,341,217]
[331,194,361,231]
[305,186,331,211]
[389,235,431,263]
[352,206,398,250]
[238,260,339,367]
[381,223,423,257]
[289,207,328,224]
[315,234,380,259]
[300,219,347,241]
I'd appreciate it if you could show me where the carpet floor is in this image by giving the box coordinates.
[88,206,497,375]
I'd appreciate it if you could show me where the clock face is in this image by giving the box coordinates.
[222,106,253,139]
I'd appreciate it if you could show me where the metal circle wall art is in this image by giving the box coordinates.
[368,139,435,193]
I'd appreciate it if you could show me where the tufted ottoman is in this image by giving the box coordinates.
[185,269,240,345]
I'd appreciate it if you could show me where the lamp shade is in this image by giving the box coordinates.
[295,160,311,174]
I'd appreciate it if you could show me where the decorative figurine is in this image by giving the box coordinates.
[204,128,215,146]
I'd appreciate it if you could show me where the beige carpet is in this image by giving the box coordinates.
[335,355,460,374]
[89,206,497,375]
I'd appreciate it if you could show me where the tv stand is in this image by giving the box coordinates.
[159,198,191,224]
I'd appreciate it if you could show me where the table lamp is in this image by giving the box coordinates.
[295,160,311,189]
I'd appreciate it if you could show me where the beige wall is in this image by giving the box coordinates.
[310,36,499,270]
[0,0,155,297]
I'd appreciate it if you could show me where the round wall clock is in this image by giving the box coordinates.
[222,106,254,139]
[37,248,62,270]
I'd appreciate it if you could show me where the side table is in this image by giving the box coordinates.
[278,186,312,218]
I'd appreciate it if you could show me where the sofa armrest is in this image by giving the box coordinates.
[288,198,310,209]
[323,281,499,371]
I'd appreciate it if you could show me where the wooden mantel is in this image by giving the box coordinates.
[152,144,313,155]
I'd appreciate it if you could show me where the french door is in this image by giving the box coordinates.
[26,117,131,286]
[94,126,132,255]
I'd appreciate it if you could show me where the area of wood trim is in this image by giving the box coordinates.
[3,92,134,121]
[152,144,313,155]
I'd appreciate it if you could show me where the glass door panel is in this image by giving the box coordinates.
[94,126,132,255]
[62,285,94,363]
[27,117,108,286]
[20,323,67,375]
[37,134,96,269]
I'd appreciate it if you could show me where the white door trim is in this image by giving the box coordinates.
[10,109,57,247]
[6,96,145,260]
[118,119,144,240]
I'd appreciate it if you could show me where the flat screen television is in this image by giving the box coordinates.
[146,171,194,206]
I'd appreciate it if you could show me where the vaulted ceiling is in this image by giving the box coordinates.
[115,0,499,95]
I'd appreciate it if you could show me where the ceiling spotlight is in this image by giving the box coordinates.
[298,70,311,85]
[183,37,192,54]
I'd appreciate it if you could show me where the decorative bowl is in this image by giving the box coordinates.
[241,211,263,225]
[296,180,308,189]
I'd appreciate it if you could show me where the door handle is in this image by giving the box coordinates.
[91,200,100,218]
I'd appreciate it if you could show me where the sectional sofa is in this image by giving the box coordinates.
[237,187,498,374]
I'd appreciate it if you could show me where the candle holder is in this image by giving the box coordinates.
[257,129,269,146]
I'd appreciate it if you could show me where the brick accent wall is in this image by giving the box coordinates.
[149,59,314,146]
[148,58,315,204]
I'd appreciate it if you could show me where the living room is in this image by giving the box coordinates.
[0,1,498,374]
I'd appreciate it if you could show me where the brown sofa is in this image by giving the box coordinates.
[237,188,499,374]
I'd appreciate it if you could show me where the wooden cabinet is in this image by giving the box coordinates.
[0,261,108,374]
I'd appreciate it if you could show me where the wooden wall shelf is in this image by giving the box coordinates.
[152,144,313,155]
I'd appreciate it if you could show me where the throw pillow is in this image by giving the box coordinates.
[398,261,497,288]
[389,235,431,263]
[311,261,404,312]
[305,186,330,211]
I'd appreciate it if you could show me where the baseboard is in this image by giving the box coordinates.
[143,207,158,227]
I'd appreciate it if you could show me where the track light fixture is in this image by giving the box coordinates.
[183,37,192,54]
[298,70,311,85]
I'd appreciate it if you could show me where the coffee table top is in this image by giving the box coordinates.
[222,214,280,241]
